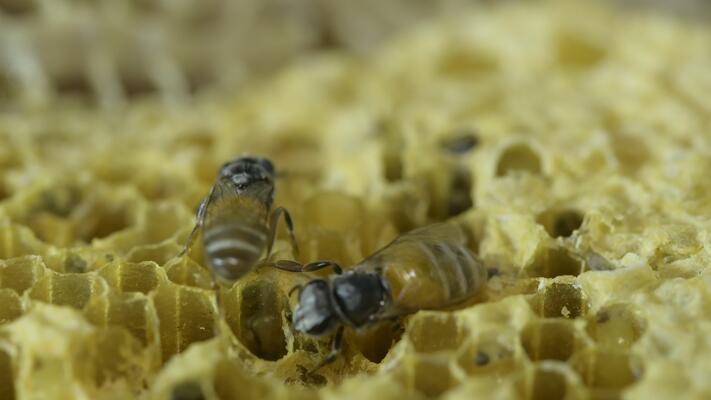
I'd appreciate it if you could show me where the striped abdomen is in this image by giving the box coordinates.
[203,209,269,284]
[377,240,487,311]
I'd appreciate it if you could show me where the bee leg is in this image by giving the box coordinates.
[177,195,210,258]
[267,259,342,275]
[303,261,343,274]
[266,207,299,260]
[309,326,344,375]
[210,272,224,336]
[268,259,305,272]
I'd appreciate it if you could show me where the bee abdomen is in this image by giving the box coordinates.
[203,222,268,282]
[426,242,486,302]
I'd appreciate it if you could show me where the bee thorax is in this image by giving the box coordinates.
[332,272,387,327]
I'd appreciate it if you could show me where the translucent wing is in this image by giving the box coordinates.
[203,178,269,224]
[387,222,468,247]
[358,222,468,263]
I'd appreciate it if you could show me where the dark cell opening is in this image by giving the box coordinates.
[552,210,583,238]
[521,319,577,362]
[0,349,15,400]
[447,168,474,217]
[237,281,288,361]
[530,367,567,400]
[171,381,205,400]
[54,74,93,100]
[496,143,542,176]
[541,283,585,319]
[0,0,35,16]
[537,208,584,239]
[440,131,480,154]
[529,246,584,278]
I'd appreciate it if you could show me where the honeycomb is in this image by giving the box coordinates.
[1,1,711,399]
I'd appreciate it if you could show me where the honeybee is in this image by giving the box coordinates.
[273,222,487,371]
[179,156,298,286]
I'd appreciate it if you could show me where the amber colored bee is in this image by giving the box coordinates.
[179,156,298,286]
[273,222,487,371]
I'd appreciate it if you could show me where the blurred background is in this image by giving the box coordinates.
[0,0,709,110]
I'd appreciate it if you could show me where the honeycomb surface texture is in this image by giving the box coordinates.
[1,1,711,400]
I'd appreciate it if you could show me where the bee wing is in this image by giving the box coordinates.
[359,222,468,263]
[356,222,483,319]
[391,222,468,246]
[201,178,240,217]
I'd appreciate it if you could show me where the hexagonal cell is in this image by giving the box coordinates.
[32,184,84,217]
[408,313,468,354]
[224,279,288,361]
[586,304,645,351]
[0,256,46,294]
[530,282,587,319]
[298,230,355,269]
[528,246,584,278]
[21,184,84,246]
[126,242,181,265]
[71,188,139,243]
[0,347,14,400]
[98,261,161,294]
[72,327,149,391]
[496,143,542,177]
[29,272,108,310]
[85,291,158,348]
[164,258,213,289]
[348,319,404,364]
[303,192,365,234]
[521,319,584,362]
[412,356,456,397]
[516,365,570,400]
[24,213,75,247]
[571,349,640,396]
[152,282,216,363]
[0,224,50,259]
[63,253,90,273]
[456,331,520,376]
[40,250,114,274]
[536,208,584,239]
[0,289,22,325]
[139,203,193,244]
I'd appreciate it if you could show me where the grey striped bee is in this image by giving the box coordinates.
[179,156,298,286]
[273,222,487,371]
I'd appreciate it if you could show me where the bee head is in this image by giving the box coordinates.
[293,280,339,336]
[219,156,275,191]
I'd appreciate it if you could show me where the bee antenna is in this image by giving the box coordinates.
[275,170,314,180]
